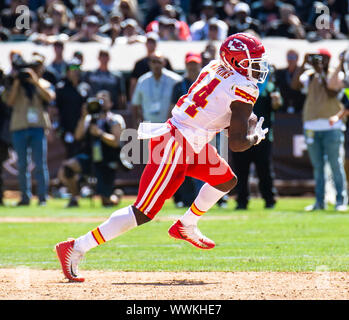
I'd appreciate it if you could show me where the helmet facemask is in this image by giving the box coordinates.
[238,53,269,83]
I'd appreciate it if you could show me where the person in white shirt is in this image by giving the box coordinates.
[131,50,182,126]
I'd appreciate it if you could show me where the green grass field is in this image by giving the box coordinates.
[0,197,349,272]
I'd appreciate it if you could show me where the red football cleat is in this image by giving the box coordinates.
[168,220,215,250]
[55,239,85,282]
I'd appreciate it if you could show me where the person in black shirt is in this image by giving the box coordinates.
[228,2,261,36]
[83,49,127,110]
[55,59,91,158]
[57,90,126,208]
[265,3,306,39]
[232,66,282,209]
[46,41,68,85]
[274,49,305,113]
[250,0,282,36]
[129,32,173,101]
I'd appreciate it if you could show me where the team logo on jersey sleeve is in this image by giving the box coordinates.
[234,86,257,104]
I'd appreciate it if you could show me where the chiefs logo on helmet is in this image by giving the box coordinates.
[227,39,247,51]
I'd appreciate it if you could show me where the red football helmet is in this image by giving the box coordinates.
[219,33,269,83]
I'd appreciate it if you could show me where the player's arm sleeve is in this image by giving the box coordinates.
[230,83,259,107]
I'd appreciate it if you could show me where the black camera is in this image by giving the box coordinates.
[11,54,33,83]
[86,97,104,123]
[308,54,323,65]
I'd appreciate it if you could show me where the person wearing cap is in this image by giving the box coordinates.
[189,0,228,41]
[2,52,55,206]
[55,59,92,159]
[228,2,261,35]
[145,4,191,41]
[99,10,123,44]
[291,49,348,212]
[157,15,180,41]
[129,32,173,100]
[114,18,146,44]
[69,15,108,43]
[70,7,86,35]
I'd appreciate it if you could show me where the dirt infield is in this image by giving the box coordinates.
[1,268,349,300]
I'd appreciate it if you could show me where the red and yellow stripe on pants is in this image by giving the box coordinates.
[91,227,106,245]
[135,135,183,219]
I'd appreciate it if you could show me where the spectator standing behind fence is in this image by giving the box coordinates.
[232,65,282,210]
[46,41,68,85]
[275,49,305,114]
[83,49,126,110]
[291,49,348,212]
[2,53,55,206]
[0,70,11,206]
[131,50,181,127]
[55,59,92,159]
[129,32,173,101]
[58,90,126,208]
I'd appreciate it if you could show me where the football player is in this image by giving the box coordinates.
[55,33,269,282]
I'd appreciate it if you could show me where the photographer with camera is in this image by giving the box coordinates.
[291,48,348,212]
[58,90,127,208]
[2,52,55,206]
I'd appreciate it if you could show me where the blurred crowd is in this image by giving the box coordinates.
[1,0,349,211]
[0,0,349,43]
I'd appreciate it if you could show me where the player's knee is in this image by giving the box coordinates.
[226,175,238,192]
[214,176,238,193]
[132,205,152,226]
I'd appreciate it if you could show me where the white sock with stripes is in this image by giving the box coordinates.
[74,206,137,254]
[180,183,228,226]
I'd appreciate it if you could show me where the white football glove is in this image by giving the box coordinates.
[253,117,269,145]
